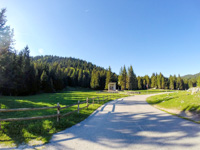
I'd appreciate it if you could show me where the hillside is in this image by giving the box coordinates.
[32,55,105,72]
[182,72,200,80]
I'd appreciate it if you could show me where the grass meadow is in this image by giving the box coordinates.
[127,89,174,95]
[147,91,200,122]
[0,87,128,147]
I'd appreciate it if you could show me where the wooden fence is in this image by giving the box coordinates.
[0,95,121,129]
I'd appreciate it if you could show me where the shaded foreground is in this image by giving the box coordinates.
[44,94,200,150]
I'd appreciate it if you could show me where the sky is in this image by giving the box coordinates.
[1,0,200,77]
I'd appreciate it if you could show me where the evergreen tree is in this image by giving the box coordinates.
[151,73,157,88]
[161,77,165,89]
[127,65,135,90]
[169,75,174,90]
[78,69,83,86]
[197,76,200,87]
[177,75,184,90]
[105,66,113,90]
[0,8,14,95]
[120,65,127,90]
[173,75,177,89]
[183,79,189,90]
[144,75,150,89]
[40,70,53,92]
[118,67,123,90]
[157,73,163,89]
[137,76,143,90]
[90,69,100,89]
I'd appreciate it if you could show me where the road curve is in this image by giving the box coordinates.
[44,94,200,150]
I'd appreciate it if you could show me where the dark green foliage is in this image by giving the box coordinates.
[137,76,143,90]
[90,69,100,89]
[119,65,127,90]
[105,66,114,90]
[0,8,116,95]
[151,73,157,88]
[177,75,184,90]
[127,65,137,90]
[143,75,150,89]
[182,73,200,80]
[197,76,200,87]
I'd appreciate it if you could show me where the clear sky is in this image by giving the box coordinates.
[1,0,200,77]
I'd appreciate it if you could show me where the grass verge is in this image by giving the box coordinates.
[0,87,128,147]
[146,90,200,123]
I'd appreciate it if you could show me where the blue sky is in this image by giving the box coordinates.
[1,0,200,77]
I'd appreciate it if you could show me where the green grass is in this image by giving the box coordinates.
[147,91,200,113]
[0,87,128,147]
[127,89,174,95]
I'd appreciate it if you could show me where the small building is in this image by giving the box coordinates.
[108,82,116,91]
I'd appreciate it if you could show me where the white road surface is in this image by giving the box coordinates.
[44,94,200,150]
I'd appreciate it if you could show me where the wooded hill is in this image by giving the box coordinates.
[182,73,200,80]
[0,8,118,96]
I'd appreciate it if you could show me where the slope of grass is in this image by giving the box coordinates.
[147,91,200,113]
[0,87,128,147]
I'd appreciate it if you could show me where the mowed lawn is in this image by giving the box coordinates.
[147,91,200,117]
[0,87,127,147]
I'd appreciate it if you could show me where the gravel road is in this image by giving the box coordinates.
[44,94,200,150]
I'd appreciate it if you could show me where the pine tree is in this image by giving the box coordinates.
[161,77,165,89]
[120,65,127,90]
[183,79,189,90]
[126,65,137,90]
[177,75,184,90]
[90,69,100,89]
[151,73,157,88]
[144,75,150,89]
[173,75,177,89]
[78,69,83,86]
[118,67,123,90]
[40,70,53,92]
[169,75,174,90]
[137,76,143,90]
[157,73,163,89]
[105,66,113,90]
[197,76,200,87]
[127,66,133,90]
[0,8,15,95]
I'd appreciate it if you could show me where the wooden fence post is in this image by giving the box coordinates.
[86,97,89,109]
[93,97,94,106]
[77,100,80,114]
[57,103,60,122]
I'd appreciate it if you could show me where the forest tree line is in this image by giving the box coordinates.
[0,8,118,95]
[0,8,200,96]
[118,65,199,90]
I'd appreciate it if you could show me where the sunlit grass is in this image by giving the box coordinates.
[147,91,200,112]
[0,87,127,147]
[127,89,174,95]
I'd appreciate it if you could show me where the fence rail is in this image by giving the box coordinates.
[0,95,122,125]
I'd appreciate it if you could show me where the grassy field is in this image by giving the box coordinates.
[127,89,174,95]
[147,91,200,118]
[0,87,128,147]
